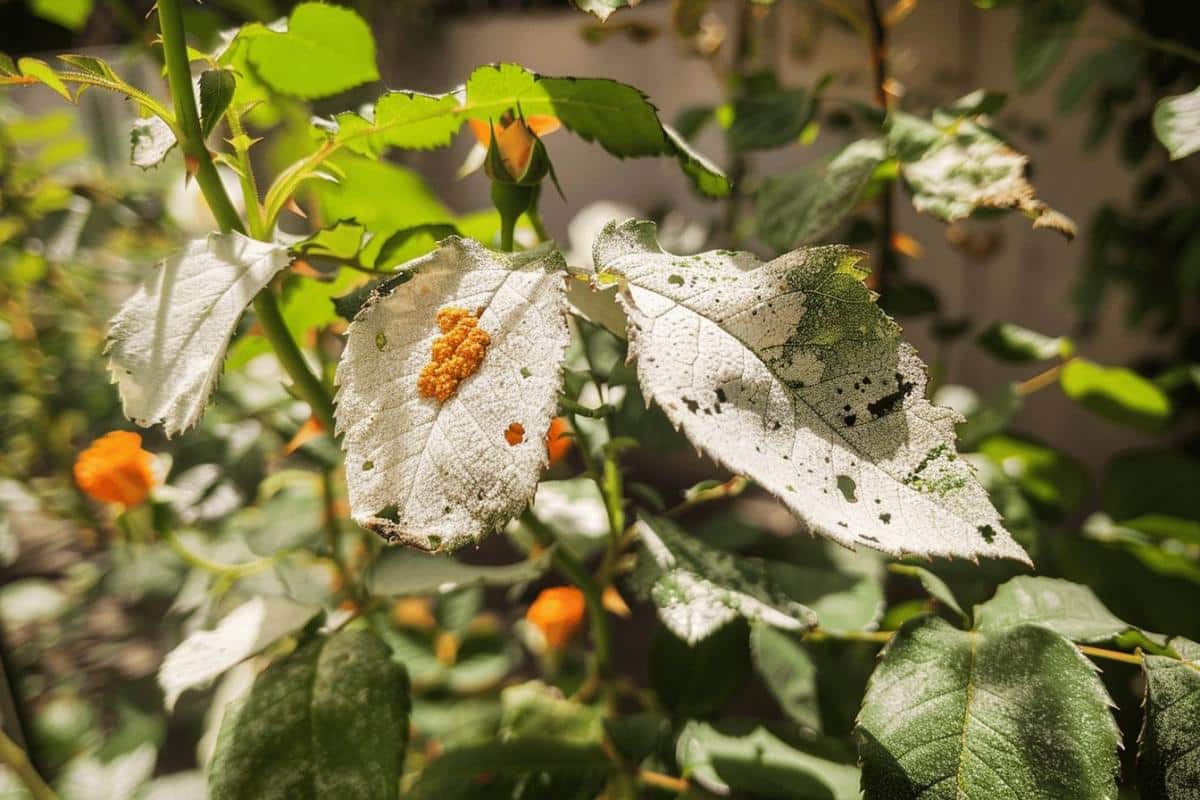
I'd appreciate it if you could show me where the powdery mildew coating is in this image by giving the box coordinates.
[594,219,1029,564]
[335,238,570,552]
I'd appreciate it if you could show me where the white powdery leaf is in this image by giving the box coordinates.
[596,220,1028,564]
[632,514,816,644]
[129,115,176,169]
[158,595,316,711]
[107,232,290,437]
[1154,83,1200,160]
[335,238,570,551]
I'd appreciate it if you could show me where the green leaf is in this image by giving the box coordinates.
[1059,358,1172,433]
[728,87,817,152]
[677,722,860,799]
[856,617,1119,800]
[331,92,462,156]
[890,564,966,621]
[1154,84,1200,160]
[499,681,604,744]
[1103,448,1200,523]
[650,620,751,717]
[1139,638,1200,799]
[247,2,379,99]
[199,69,237,139]
[975,576,1151,644]
[755,138,885,251]
[976,322,1073,364]
[27,0,93,31]
[1013,0,1087,92]
[750,623,822,731]
[596,221,1028,563]
[977,434,1087,515]
[374,223,460,268]
[1120,513,1200,546]
[631,514,817,643]
[763,549,884,635]
[16,57,72,101]
[56,54,119,82]
[208,628,409,800]
[405,739,610,799]
[367,548,548,596]
[889,111,1075,239]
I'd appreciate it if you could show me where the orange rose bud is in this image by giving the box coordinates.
[526,586,586,650]
[73,431,157,507]
[546,417,572,466]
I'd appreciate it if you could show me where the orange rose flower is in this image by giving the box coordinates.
[526,586,586,650]
[465,114,561,181]
[546,416,572,467]
[73,431,157,507]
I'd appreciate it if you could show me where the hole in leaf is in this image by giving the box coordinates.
[879,512,892,524]
[836,475,858,502]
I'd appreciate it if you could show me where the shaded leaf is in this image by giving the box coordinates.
[368,549,548,596]
[199,69,237,139]
[890,564,966,621]
[405,739,610,800]
[1013,0,1087,91]
[728,87,817,152]
[1139,638,1200,799]
[571,0,633,21]
[856,617,1119,800]
[976,322,1073,364]
[499,681,604,744]
[596,220,1026,563]
[106,233,291,436]
[335,239,569,550]
[750,623,822,731]
[650,619,751,717]
[632,514,817,643]
[208,629,409,800]
[975,575,1151,644]
[1103,448,1200,523]
[977,433,1087,515]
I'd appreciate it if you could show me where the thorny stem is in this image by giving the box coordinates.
[865,0,898,297]
[157,0,336,434]
[522,509,613,682]
[0,731,57,800]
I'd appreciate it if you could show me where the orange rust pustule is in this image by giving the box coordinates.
[417,306,491,403]
[505,422,525,445]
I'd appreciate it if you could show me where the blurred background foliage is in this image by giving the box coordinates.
[0,0,1198,798]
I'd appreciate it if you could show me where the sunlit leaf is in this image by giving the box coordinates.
[335,239,569,550]
[1059,358,1172,433]
[596,220,1027,563]
[199,69,237,139]
[1154,84,1200,160]
[977,433,1087,515]
[1139,638,1200,798]
[975,575,1153,645]
[368,549,549,596]
[28,0,93,31]
[107,232,291,436]
[246,2,380,99]
[856,617,1119,800]
[976,322,1073,364]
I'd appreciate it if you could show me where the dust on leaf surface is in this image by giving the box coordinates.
[856,617,1119,800]
[631,514,818,644]
[594,220,1027,563]
[1139,637,1200,799]
[106,232,291,436]
[335,238,570,551]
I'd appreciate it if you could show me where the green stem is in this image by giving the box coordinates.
[161,527,273,579]
[526,205,551,244]
[322,468,354,600]
[157,0,336,435]
[0,731,57,800]
[224,105,266,239]
[522,509,613,680]
[804,627,1152,665]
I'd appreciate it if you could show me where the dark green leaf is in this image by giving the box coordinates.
[1013,0,1087,92]
[750,623,822,731]
[406,739,610,799]
[368,548,548,596]
[977,434,1087,515]
[976,322,1073,364]
[1139,638,1200,799]
[247,2,380,99]
[728,88,817,152]
[1059,358,1172,433]
[856,617,1119,800]
[374,223,459,268]
[755,138,885,251]
[673,105,716,140]
[975,576,1151,644]
[650,620,750,718]
[677,722,860,799]
[199,69,237,139]
[208,628,410,800]
[1103,448,1200,523]
[890,564,966,621]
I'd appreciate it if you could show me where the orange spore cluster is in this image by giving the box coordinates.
[73,430,157,507]
[505,422,525,445]
[417,306,491,403]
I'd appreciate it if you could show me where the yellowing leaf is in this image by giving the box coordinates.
[335,239,569,551]
[595,220,1028,563]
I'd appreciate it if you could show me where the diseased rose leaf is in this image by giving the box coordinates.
[1153,84,1200,160]
[595,220,1027,563]
[631,514,818,644]
[129,115,176,169]
[889,111,1075,239]
[107,232,291,436]
[335,238,569,551]
[1139,638,1200,799]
